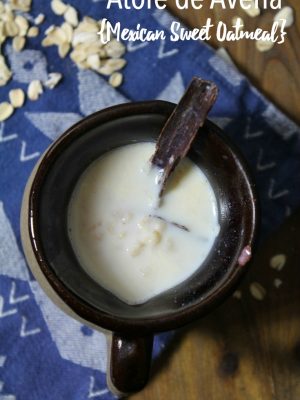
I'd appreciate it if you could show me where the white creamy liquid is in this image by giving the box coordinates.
[68,142,219,305]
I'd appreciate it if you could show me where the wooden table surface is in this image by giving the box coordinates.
[131,2,300,399]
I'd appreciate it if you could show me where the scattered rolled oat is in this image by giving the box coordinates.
[274,6,294,29]
[9,0,31,12]
[256,39,274,52]
[273,278,283,288]
[14,15,29,37]
[64,6,79,27]
[42,27,68,47]
[27,26,39,37]
[270,254,286,271]
[99,58,127,76]
[0,102,14,122]
[70,48,87,65]
[86,53,101,70]
[45,25,55,35]
[42,8,126,86]
[250,282,266,301]
[58,41,70,58]
[51,0,68,16]
[4,20,19,37]
[34,13,45,25]
[27,80,43,101]
[243,0,260,17]
[0,55,12,86]
[233,290,242,300]
[61,22,73,42]
[109,72,123,88]
[12,35,26,51]
[232,16,244,30]
[0,0,126,96]
[9,88,25,107]
[72,31,98,47]
[0,0,67,114]
[105,39,126,58]
[78,16,99,33]
[44,72,63,89]
[0,21,4,45]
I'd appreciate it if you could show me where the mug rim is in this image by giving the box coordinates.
[26,100,258,334]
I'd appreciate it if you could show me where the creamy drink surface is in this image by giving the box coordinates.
[68,142,220,305]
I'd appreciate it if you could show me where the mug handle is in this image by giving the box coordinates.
[108,333,153,395]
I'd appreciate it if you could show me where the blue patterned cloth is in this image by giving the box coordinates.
[0,1,300,399]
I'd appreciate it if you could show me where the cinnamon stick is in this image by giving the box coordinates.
[151,77,218,196]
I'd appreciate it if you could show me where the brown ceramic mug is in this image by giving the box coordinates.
[20,101,257,396]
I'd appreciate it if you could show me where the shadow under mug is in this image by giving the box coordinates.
[20,101,258,396]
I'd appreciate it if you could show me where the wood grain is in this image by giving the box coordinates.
[166,0,300,124]
[131,211,300,400]
[130,3,300,399]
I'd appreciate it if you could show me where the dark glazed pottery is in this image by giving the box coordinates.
[21,101,258,395]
